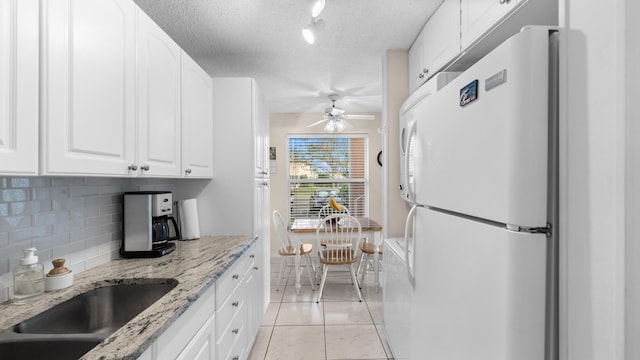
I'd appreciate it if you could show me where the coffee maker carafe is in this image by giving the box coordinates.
[122,191,180,258]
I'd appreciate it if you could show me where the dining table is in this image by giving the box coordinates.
[288,216,383,294]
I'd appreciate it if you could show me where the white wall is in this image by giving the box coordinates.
[624,2,640,359]
[383,50,411,239]
[269,113,383,257]
[560,1,628,359]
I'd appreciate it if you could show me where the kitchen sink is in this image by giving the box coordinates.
[0,337,102,360]
[12,278,178,335]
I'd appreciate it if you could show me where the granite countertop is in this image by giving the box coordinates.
[0,234,256,360]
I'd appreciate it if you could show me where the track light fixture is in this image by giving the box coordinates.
[311,0,325,18]
[303,0,326,44]
[302,18,325,45]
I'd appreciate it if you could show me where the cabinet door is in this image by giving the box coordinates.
[182,53,213,178]
[136,8,181,177]
[461,0,516,49]
[0,0,38,175]
[177,312,216,360]
[252,81,269,178]
[408,30,426,93]
[41,0,136,176]
[422,0,460,78]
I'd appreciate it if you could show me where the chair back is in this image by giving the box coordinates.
[317,204,350,220]
[315,214,361,263]
[273,210,294,249]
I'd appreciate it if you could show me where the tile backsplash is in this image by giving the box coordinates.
[0,176,180,302]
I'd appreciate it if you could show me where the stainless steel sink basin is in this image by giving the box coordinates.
[13,278,178,335]
[0,337,102,360]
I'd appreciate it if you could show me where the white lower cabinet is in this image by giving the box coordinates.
[176,312,216,360]
[143,243,263,360]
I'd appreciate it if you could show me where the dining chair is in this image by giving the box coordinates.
[356,238,383,286]
[317,203,350,220]
[315,214,363,303]
[272,210,316,291]
[317,204,350,248]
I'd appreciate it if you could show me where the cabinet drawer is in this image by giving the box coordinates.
[217,302,246,360]
[216,283,246,336]
[216,251,252,308]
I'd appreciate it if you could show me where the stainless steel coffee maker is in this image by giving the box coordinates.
[121,191,180,258]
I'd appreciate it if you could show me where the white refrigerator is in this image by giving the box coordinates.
[387,27,559,360]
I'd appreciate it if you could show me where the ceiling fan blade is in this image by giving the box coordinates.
[307,118,329,127]
[343,114,376,120]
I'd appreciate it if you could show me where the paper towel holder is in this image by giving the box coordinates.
[175,199,201,240]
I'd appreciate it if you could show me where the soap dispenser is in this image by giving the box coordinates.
[13,247,45,305]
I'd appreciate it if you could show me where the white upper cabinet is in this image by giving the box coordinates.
[181,53,214,178]
[252,82,269,178]
[422,0,460,77]
[41,0,137,176]
[136,8,182,177]
[0,0,39,175]
[408,30,427,93]
[408,0,460,93]
[461,0,517,49]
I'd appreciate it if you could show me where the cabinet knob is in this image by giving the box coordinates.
[423,68,429,74]
[232,274,239,279]
[418,73,424,79]
[261,170,268,175]
[498,0,510,3]
[250,254,255,258]
[232,328,239,334]
[233,357,239,360]
[232,301,239,307]
[128,164,138,171]
[185,168,192,174]
[140,164,150,171]
[254,266,259,271]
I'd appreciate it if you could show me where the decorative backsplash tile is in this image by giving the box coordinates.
[0,176,179,302]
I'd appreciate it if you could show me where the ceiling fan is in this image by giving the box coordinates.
[307,93,375,132]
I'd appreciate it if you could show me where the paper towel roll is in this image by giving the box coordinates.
[178,199,200,240]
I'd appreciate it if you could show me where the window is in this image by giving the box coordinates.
[288,135,368,223]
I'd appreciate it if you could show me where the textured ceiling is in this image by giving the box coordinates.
[134,0,444,113]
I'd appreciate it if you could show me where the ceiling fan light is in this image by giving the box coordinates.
[311,0,325,18]
[324,120,337,132]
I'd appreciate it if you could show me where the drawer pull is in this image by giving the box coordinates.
[254,266,259,271]
[250,254,255,258]
[232,274,239,279]
[232,301,239,307]
[233,357,239,360]
[232,328,239,334]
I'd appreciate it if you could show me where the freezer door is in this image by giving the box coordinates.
[409,207,547,360]
[414,28,551,228]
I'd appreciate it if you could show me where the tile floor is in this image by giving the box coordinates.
[248,259,393,360]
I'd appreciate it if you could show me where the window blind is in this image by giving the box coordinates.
[288,135,368,223]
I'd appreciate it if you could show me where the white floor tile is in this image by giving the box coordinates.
[324,301,373,325]
[262,302,280,326]
[265,325,326,360]
[325,324,387,360]
[320,284,362,302]
[275,302,324,326]
[248,326,273,360]
[282,285,316,302]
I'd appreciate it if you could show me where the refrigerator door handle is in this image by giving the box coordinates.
[405,204,419,289]
[404,120,417,202]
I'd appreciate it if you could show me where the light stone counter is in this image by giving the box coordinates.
[0,234,256,360]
